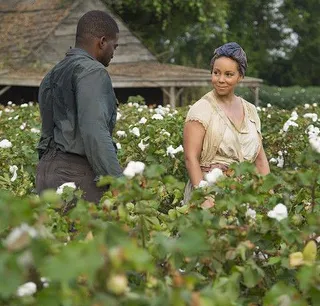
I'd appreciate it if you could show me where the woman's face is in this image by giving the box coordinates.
[211,56,243,96]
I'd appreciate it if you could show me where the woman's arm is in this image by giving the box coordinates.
[183,121,206,186]
[255,145,270,175]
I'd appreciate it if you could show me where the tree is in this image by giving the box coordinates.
[105,0,229,67]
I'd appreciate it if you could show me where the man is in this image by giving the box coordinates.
[36,10,123,203]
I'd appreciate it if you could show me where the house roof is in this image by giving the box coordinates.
[0,0,263,89]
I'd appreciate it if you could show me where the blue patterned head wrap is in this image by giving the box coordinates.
[211,42,247,76]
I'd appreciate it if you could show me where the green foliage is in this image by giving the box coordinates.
[0,100,320,304]
[105,0,320,86]
[236,85,320,109]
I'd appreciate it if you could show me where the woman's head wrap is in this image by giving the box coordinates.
[211,42,247,76]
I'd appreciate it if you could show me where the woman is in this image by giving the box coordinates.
[183,42,270,206]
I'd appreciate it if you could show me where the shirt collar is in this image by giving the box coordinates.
[65,48,96,61]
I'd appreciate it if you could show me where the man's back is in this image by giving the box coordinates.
[38,48,115,159]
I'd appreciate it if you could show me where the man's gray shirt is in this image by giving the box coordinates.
[37,48,123,178]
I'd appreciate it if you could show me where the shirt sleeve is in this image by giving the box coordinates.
[76,68,123,178]
[185,99,212,130]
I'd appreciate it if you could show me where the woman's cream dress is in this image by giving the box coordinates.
[183,90,262,203]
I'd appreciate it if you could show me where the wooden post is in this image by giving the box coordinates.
[254,86,259,106]
[169,86,175,108]
[0,85,11,97]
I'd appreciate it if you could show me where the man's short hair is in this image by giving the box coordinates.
[76,10,119,43]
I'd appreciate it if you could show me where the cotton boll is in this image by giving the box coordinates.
[151,114,164,120]
[139,117,147,124]
[56,182,76,194]
[17,282,37,297]
[123,161,145,178]
[204,168,223,184]
[130,127,140,137]
[0,139,13,148]
[267,203,288,221]
[9,165,18,182]
[116,131,127,137]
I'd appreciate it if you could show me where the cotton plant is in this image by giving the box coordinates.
[138,139,149,152]
[139,117,147,124]
[269,150,285,168]
[9,165,18,182]
[130,127,140,137]
[16,282,37,297]
[123,161,145,178]
[116,130,127,138]
[281,111,299,133]
[166,145,183,158]
[0,139,12,148]
[303,113,318,122]
[267,203,288,221]
[151,114,164,120]
[56,182,76,195]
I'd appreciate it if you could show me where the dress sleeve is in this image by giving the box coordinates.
[246,102,262,137]
[185,99,212,130]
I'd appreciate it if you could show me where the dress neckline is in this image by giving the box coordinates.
[211,92,248,133]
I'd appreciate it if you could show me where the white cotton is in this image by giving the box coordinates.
[290,111,299,121]
[14,115,19,120]
[309,137,320,153]
[9,165,18,182]
[137,108,143,112]
[7,101,12,106]
[282,119,298,132]
[303,113,318,122]
[139,117,147,124]
[138,139,148,151]
[127,102,133,107]
[267,203,288,221]
[166,145,184,158]
[56,182,76,195]
[4,223,38,248]
[130,127,140,137]
[267,103,272,108]
[0,139,12,148]
[155,108,166,116]
[166,145,176,157]
[304,103,310,109]
[116,130,127,137]
[4,108,14,113]
[20,122,27,130]
[246,208,256,220]
[267,114,271,118]
[313,103,318,107]
[196,180,209,188]
[160,129,171,137]
[30,128,40,133]
[123,161,145,178]
[20,103,28,108]
[269,158,277,163]
[277,155,284,168]
[204,168,223,184]
[17,282,37,297]
[133,102,139,108]
[256,106,261,111]
[306,125,320,153]
[0,110,2,117]
[151,114,164,120]
[116,143,121,150]
[116,112,122,121]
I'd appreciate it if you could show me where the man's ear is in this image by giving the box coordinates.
[99,36,107,49]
